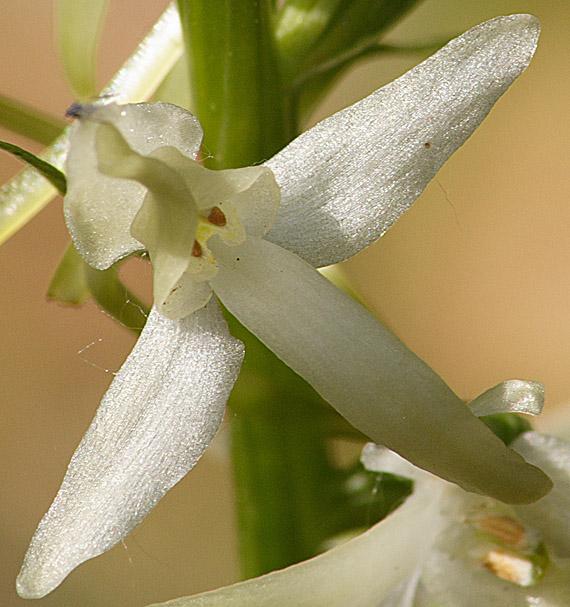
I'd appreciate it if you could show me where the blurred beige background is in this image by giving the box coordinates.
[0,1,568,606]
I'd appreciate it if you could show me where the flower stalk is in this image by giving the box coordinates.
[177,0,294,169]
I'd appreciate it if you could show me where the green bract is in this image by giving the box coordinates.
[17,15,552,600]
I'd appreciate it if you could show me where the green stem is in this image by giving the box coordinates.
[177,0,346,578]
[0,94,65,145]
[230,368,340,575]
[177,0,294,168]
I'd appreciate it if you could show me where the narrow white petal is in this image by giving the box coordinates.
[265,15,540,267]
[468,380,545,417]
[210,237,551,503]
[64,102,203,269]
[105,3,182,105]
[512,432,570,557]
[56,0,109,98]
[378,570,423,607]
[148,471,444,607]
[162,272,213,320]
[16,301,244,599]
[0,3,182,246]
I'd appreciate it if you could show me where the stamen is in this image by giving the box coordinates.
[207,206,227,227]
[481,550,534,586]
[476,515,526,548]
[192,240,202,258]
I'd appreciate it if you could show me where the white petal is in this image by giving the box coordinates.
[162,272,213,319]
[210,237,551,503]
[265,15,540,267]
[421,520,570,607]
[93,123,200,315]
[468,380,545,417]
[0,3,182,246]
[147,469,444,607]
[512,432,570,557]
[16,301,244,599]
[378,570,423,607]
[64,102,203,268]
[147,146,281,237]
[361,443,434,484]
[56,0,109,98]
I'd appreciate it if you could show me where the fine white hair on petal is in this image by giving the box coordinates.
[468,380,545,417]
[512,432,570,557]
[265,15,540,267]
[210,236,551,504]
[145,464,444,607]
[16,300,244,599]
[64,102,203,269]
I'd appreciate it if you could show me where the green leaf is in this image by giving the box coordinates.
[480,413,533,446]
[46,243,89,305]
[276,0,423,84]
[84,258,149,335]
[152,54,192,111]
[0,94,65,145]
[56,0,110,98]
[0,141,67,194]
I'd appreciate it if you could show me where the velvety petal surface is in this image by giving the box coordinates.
[513,432,570,557]
[148,467,444,607]
[64,102,203,269]
[468,380,545,417]
[265,15,540,267]
[210,237,551,503]
[16,301,244,599]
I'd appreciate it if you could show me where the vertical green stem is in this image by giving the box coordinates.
[177,0,294,168]
[177,0,340,578]
[225,315,343,577]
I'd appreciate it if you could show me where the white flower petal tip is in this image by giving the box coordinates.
[469,380,545,417]
[211,237,551,505]
[147,469,444,607]
[64,102,204,269]
[512,432,570,557]
[266,14,540,267]
[16,301,244,599]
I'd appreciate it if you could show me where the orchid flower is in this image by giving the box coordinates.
[155,429,569,607]
[17,15,552,599]
[365,433,570,607]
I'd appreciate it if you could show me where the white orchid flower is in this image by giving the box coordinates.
[365,433,570,607]
[17,14,552,599]
[141,431,570,607]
